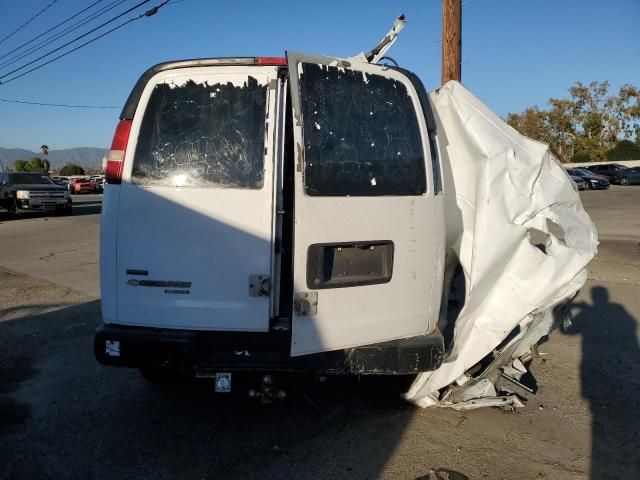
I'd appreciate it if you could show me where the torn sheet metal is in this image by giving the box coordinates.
[348,14,407,64]
[404,81,598,408]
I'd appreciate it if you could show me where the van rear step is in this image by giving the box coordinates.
[94,323,444,375]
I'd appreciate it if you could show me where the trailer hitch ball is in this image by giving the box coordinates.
[248,376,287,402]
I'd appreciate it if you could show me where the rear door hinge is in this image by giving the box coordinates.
[293,291,318,316]
[249,275,271,297]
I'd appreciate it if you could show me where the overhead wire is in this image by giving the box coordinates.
[0,0,153,81]
[0,0,130,70]
[0,0,108,63]
[0,0,170,86]
[0,0,61,46]
[0,97,118,109]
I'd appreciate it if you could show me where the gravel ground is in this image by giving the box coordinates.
[0,187,639,480]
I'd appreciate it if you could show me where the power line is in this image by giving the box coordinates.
[0,0,61,46]
[0,97,118,109]
[0,0,170,85]
[0,0,130,70]
[0,0,108,63]
[0,0,153,81]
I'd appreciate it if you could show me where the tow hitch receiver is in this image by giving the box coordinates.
[248,375,287,404]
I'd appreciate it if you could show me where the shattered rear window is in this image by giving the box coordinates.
[131,76,267,188]
[299,63,426,196]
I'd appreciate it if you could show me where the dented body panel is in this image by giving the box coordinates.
[403,82,598,408]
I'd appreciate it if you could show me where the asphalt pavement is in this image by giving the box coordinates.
[0,187,639,479]
[0,194,101,297]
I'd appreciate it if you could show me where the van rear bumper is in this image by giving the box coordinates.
[94,323,444,375]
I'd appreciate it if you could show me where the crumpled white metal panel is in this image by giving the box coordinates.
[404,81,598,408]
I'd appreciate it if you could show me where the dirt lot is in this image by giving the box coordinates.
[0,188,639,479]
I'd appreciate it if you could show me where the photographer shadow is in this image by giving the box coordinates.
[567,286,640,479]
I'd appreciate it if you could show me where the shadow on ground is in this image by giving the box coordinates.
[567,286,640,479]
[0,301,420,480]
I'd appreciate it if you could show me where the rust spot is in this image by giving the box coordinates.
[296,142,304,172]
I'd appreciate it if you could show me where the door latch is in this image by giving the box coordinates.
[293,291,318,316]
[249,275,270,297]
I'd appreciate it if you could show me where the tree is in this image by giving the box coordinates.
[507,102,575,162]
[507,107,547,141]
[606,140,640,161]
[59,163,85,176]
[13,160,28,171]
[40,144,50,172]
[507,80,640,163]
[27,157,46,172]
[13,157,47,172]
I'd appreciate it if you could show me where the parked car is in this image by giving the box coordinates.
[569,174,587,191]
[95,54,447,393]
[90,176,104,193]
[565,168,610,190]
[52,177,70,189]
[586,164,640,185]
[0,172,72,216]
[70,177,94,194]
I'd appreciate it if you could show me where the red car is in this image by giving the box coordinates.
[70,178,94,194]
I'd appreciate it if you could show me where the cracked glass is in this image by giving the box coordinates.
[131,76,267,188]
[299,63,426,196]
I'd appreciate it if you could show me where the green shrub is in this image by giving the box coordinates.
[59,163,86,176]
[571,151,592,163]
[606,140,640,161]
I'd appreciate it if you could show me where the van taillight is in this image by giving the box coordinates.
[105,119,132,184]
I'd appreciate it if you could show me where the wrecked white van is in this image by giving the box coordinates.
[95,17,597,406]
[95,47,451,393]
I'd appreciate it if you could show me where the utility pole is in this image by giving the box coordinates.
[441,0,462,84]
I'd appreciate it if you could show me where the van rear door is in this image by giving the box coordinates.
[116,66,280,331]
[287,52,439,356]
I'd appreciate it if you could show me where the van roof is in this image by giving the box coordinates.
[120,56,437,133]
[120,57,287,120]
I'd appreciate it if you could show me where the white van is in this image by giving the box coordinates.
[95,52,447,392]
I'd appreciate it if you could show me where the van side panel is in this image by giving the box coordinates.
[100,183,120,324]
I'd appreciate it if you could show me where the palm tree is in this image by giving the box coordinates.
[40,144,50,173]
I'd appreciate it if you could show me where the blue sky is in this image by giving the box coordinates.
[0,0,638,150]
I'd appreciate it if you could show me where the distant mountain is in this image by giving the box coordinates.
[0,146,108,171]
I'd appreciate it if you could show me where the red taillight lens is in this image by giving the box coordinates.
[105,119,132,184]
[255,56,287,65]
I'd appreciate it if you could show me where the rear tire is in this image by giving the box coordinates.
[620,177,630,186]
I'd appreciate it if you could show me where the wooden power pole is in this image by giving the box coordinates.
[441,0,462,84]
